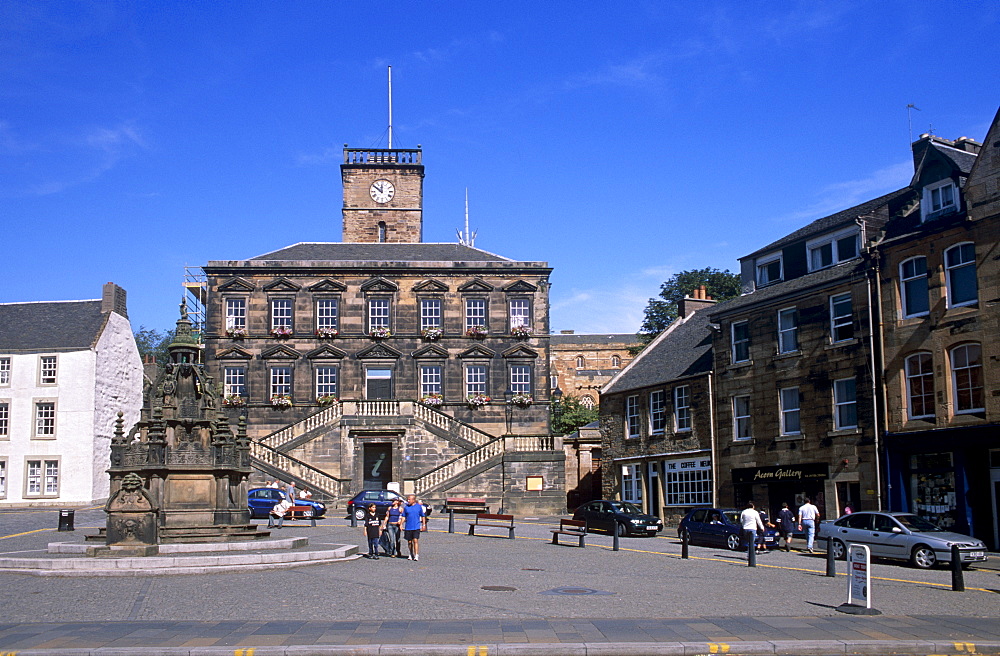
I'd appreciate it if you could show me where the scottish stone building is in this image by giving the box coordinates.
[549,332,639,408]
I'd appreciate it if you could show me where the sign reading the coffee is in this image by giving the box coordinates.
[731,463,828,485]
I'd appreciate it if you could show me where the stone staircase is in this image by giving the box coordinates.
[250,440,346,500]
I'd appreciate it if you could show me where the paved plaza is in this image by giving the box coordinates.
[1,506,999,655]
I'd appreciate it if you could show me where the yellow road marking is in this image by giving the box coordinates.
[466,646,488,656]
[955,642,977,653]
[708,643,730,653]
[0,528,55,540]
[234,649,255,656]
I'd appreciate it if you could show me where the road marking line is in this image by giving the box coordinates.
[708,643,730,653]
[234,649,255,656]
[955,642,977,653]
[0,528,55,540]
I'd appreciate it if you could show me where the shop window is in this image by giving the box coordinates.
[909,452,957,528]
[663,457,712,506]
[621,463,642,504]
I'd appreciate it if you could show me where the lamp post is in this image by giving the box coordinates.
[501,388,514,515]
[503,388,514,434]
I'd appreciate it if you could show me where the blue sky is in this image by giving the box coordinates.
[2,2,998,335]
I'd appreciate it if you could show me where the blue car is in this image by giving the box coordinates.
[247,487,326,519]
[677,507,779,550]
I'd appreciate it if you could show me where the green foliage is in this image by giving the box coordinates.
[551,395,599,436]
[133,325,175,364]
[630,267,741,354]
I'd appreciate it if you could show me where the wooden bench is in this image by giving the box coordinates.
[444,497,489,533]
[550,519,587,548]
[286,505,317,527]
[468,513,515,539]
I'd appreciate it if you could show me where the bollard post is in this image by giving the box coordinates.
[826,537,836,577]
[612,522,620,551]
[681,530,689,559]
[951,545,965,592]
[350,509,357,528]
[448,509,455,534]
[747,531,756,567]
[57,509,75,532]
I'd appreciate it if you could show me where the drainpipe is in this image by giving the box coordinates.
[859,217,886,511]
[708,371,718,506]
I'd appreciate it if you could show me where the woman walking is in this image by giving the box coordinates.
[383,498,404,557]
[777,502,796,551]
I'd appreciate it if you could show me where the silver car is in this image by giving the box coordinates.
[818,511,988,569]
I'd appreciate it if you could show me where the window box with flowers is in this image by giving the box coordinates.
[510,326,533,339]
[222,395,246,407]
[316,395,338,406]
[315,328,339,339]
[270,394,292,408]
[421,393,444,407]
[421,327,443,341]
[369,327,392,339]
[226,327,248,339]
[465,325,489,339]
[508,393,533,407]
[467,393,491,409]
[271,327,293,338]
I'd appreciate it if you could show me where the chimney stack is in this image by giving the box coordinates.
[678,286,716,318]
[101,282,128,318]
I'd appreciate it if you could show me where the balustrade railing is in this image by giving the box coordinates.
[413,438,505,494]
[260,404,342,449]
[353,400,400,416]
[250,441,344,499]
[412,403,493,447]
[344,148,421,165]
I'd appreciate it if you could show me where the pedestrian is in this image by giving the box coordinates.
[401,494,427,561]
[267,479,281,489]
[383,498,404,557]
[843,504,853,515]
[777,502,796,551]
[740,500,766,554]
[285,480,296,503]
[363,503,382,559]
[299,487,313,500]
[797,497,820,553]
[268,496,293,529]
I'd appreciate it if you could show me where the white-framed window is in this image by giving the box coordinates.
[922,179,958,220]
[780,387,800,435]
[905,352,935,419]
[509,298,530,329]
[900,256,930,318]
[674,386,691,432]
[575,355,585,368]
[808,228,859,271]
[621,463,642,504]
[830,292,854,342]
[25,458,59,497]
[420,299,442,330]
[465,364,488,396]
[731,321,750,363]
[777,308,798,354]
[0,401,8,438]
[510,364,532,394]
[833,378,857,430]
[611,355,622,368]
[580,395,595,409]
[368,298,390,332]
[663,457,712,506]
[315,366,338,399]
[945,242,978,308]
[625,395,640,438]
[465,298,487,331]
[270,298,293,331]
[223,366,246,398]
[420,365,442,397]
[0,458,6,499]
[733,395,751,440]
[757,255,782,286]
[950,343,983,414]
[33,401,56,438]
[269,367,292,399]
[316,299,338,332]
[39,356,57,385]
[0,357,9,386]
[649,390,666,434]
[225,298,247,331]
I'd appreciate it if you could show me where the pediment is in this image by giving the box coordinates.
[218,277,255,293]
[215,347,253,360]
[459,344,496,359]
[263,277,301,292]
[356,343,402,359]
[502,344,538,359]
[412,279,449,292]
[259,345,301,360]
[360,277,399,293]
[411,344,449,359]
[503,280,538,293]
[306,345,347,360]
[458,278,494,293]
[308,279,347,292]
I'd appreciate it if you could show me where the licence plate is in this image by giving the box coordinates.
[646,526,657,531]
[968,551,984,559]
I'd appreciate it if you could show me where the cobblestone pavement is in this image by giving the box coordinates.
[1,506,999,654]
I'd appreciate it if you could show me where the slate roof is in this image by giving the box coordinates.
[245,242,515,263]
[0,300,107,352]
[911,140,978,185]
[602,310,713,395]
[550,333,639,346]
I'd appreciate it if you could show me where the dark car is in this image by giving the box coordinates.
[247,487,326,519]
[346,489,407,520]
[677,507,779,551]
[572,500,664,536]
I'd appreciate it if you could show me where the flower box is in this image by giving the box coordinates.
[226,327,248,339]
[421,393,444,407]
[270,395,292,408]
[369,327,392,339]
[467,393,491,408]
[316,395,338,406]
[315,328,339,338]
[270,326,293,338]
[511,325,533,339]
[465,325,488,339]
[509,393,533,407]
[421,327,443,341]
[222,395,246,407]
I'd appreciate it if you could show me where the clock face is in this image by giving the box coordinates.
[369,179,395,204]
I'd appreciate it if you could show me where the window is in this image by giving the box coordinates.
[465,298,487,331]
[833,378,857,430]
[757,256,782,286]
[509,298,530,329]
[733,395,751,440]
[808,229,860,271]
[39,356,57,385]
[649,390,666,434]
[950,343,983,413]
[316,299,339,332]
[225,298,246,331]
[625,395,640,438]
[810,241,833,270]
[0,357,9,386]
[580,395,595,409]
[777,308,798,354]
[945,242,978,308]
[780,387,800,435]
[830,293,854,342]
[420,365,442,397]
[674,386,691,432]
[621,463,642,504]
[315,366,338,399]
[575,355,585,368]
[509,364,532,395]
[377,221,387,242]
[900,256,929,318]
[905,353,934,419]
[0,459,6,498]
[731,321,750,363]
[25,459,59,497]
[465,365,488,397]
[223,366,246,398]
[923,179,957,219]
[270,298,293,331]
[33,401,55,438]
[611,355,621,368]
[420,299,442,330]
[269,367,292,399]
[664,457,712,506]
[0,402,8,438]
[368,298,390,332]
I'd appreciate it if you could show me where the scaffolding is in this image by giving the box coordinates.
[183,265,207,344]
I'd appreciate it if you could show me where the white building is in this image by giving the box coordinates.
[0,283,143,506]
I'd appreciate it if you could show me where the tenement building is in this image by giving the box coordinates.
[200,146,564,514]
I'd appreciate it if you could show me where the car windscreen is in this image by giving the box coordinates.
[894,514,943,532]
[611,502,642,515]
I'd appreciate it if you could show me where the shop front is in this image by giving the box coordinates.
[731,463,828,520]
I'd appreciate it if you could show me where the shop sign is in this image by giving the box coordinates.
[731,463,828,484]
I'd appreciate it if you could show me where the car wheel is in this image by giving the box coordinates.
[353,507,366,521]
[911,544,938,569]
[831,539,847,560]
[680,528,692,544]
[726,533,742,551]
[248,506,257,519]
[616,521,628,537]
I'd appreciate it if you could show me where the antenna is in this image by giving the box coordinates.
[456,188,477,247]
[906,103,921,143]
[387,66,393,149]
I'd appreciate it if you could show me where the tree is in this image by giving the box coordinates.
[631,267,741,354]
[133,325,175,365]
[551,395,599,436]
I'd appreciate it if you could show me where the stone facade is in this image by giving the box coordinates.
[549,332,638,407]
[341,148,424,243]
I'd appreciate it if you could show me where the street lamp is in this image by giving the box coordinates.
[552,387,564,415]
[503,388,514,434]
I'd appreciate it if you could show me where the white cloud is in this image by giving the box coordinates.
[774,160,913,226]
[550,283,652,334]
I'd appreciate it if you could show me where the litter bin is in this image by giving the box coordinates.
[58,509,75,531]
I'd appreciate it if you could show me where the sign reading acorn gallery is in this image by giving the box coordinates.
[731,463,828,485]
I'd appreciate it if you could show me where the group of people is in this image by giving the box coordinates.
[362,495,427,561]
[265,479,314,529]
[265,479,313,503]
[740,498,821,553]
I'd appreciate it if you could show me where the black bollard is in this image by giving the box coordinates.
[448,509,455,534]
[612,522,620,551]
[951,545,965,592]
[826,537,837,577]
[57,509,75,532]
[747,532,756,567]
[350,509,357,528]
[681,530,689,559]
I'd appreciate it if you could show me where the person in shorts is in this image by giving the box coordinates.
[401,494,427,561]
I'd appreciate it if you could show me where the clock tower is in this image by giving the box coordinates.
[341,146,424,243]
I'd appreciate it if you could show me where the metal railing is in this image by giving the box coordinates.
[344,148,421,165]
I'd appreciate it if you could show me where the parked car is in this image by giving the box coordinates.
[346,489,433,521]
[817,511,988,569]
[247,487,326,519]
[677,507,780,551]
[572,500,664,536]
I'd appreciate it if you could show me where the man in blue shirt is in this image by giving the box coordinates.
[401,494,427,561]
